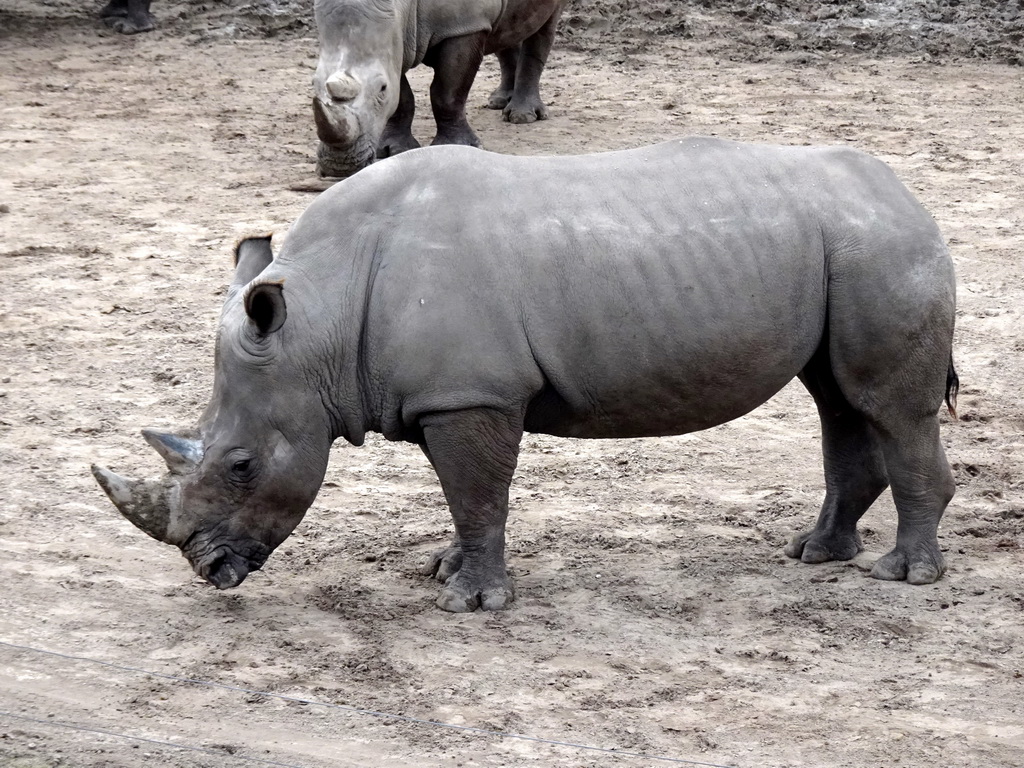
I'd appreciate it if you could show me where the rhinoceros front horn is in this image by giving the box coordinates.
[90,464,173,543]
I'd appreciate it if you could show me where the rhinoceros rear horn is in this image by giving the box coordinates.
[232,235,274,286]
[90,465,172,543]
[142,429,203,474]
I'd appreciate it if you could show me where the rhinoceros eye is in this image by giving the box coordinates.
[232,459,251,473]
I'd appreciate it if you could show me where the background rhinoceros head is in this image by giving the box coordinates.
[311,0,405,177]
[92,236,334,589]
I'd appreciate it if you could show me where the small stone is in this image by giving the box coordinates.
[0,204,10,214]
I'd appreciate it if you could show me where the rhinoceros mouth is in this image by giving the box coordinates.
[189,542,270,590]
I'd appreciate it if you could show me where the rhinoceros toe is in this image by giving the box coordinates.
[436,570,514,613]
[871,546,946,585]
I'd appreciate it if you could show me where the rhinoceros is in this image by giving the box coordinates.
[312,0,568,177]
[93,138,959,612]
[99,0,155,33]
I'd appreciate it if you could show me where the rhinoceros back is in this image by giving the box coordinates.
[281,139,945,440]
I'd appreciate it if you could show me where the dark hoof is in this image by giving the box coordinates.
[487,91,512,110]
[502,100,549,124]
[436,570,514,613]
[376,135,421,160]
[430,131,482,149]
[103,13,156,34]
[870,547,946,584]
[420,545,462,583]
[785,530,863,563]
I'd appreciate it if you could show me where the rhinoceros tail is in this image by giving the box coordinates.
[945,356,959,420]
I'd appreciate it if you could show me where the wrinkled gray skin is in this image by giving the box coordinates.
[99,0,155,34]
[312,0,567,177]
[93,138,958,612]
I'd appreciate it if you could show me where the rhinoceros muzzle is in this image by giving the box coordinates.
[185,534,270,590]
[193,545,260,589]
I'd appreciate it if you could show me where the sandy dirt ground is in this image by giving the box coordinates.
[1,2,1023,767]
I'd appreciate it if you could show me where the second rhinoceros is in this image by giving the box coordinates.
[312,0,568,177]
[93,138,959,612]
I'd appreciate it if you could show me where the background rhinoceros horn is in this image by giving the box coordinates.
[142,429,203,474]
[90,464,173,543]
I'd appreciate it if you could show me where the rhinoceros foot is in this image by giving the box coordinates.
[422,541,513,611]
[376,132,421,160]
[502,97,549,125]
[100,1,156,34]
[784,529,863,564]
[436,569,514,613]
[420,543,463,583]
[486,88,513,110]
[870,545,946,585]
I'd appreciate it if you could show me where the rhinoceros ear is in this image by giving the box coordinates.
[232,235,274,286]
[244,281,287,336]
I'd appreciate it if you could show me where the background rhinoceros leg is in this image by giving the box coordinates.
[786,344,890,564]
[486,48,519,110]
[426,33,487,148]
[100,0,155,34]
[419,408,523,612]
[377,74,421,159]
[501,5,565,124]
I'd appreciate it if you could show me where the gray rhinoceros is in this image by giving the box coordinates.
[93,138,959,612]
[312,0,568,177]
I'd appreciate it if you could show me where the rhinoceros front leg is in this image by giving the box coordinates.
[501,6,564,124]
[100,0,155,34]
[486,48,519,110]
[427,33,486,148]
[419,408,522,612]
[377,73,421,159]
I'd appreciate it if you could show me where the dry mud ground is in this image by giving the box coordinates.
[1,8,1023,768]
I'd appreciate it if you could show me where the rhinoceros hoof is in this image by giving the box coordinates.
[376,136,421,160]
[870,546,946,585]
[103,12,155,34]
[487,90,512,110]
[436,570,514,613]
[502,100,549,124]
[784,530,863,563]
[420,544,463,583]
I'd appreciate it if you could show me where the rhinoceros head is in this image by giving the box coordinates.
[311,0,405,177]
[92,236,334,589]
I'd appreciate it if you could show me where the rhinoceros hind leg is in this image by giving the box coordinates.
[378,74,421,159]
[427,33,486,148]
[867,417,953,585]
[420,407,523,612]
[501,6,564,124]
[824,266,956,584]
[486,48,518,110]
[787,344,889,565]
